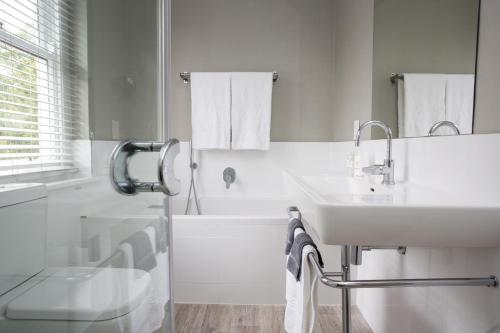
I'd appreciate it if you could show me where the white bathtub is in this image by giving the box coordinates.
[171,197,292,304]
[84,196,340,305]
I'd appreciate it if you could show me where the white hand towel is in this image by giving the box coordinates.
[445,74,475,135]
[285,229,319,333]
[190,72,231,150]
[401,74,447,137]
[231,72,273,150]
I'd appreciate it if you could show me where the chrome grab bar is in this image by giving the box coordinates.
[110,139,180,196]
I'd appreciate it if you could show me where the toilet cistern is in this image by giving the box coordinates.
[223,167,236,189]
[355,120,395,185]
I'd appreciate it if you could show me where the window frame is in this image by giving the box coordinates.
[0,0,73,177]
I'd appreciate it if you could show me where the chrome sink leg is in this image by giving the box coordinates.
[341,245,352,333]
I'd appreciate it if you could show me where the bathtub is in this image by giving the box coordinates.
[83,195,339,305]
[171,197,292,304]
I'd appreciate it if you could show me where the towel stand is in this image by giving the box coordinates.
[179,71,279,84]
[287,206,498,333]
[308,252,497,290]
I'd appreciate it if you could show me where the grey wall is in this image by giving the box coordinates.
[88,0,159,141]
[332,0,374,141]
[474,0,500,134]
[171,0,336,142]
[372,0,479,138]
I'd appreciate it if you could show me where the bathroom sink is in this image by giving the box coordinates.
[283,171,500,247]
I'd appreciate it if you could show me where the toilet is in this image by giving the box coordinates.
[0,184,155,333]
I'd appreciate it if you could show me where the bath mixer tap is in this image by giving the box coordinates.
[355,120,395,185]
[223,167,236,189]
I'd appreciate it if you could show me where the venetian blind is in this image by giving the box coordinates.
[0,0,87,175]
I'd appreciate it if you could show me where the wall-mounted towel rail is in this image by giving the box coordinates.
[179,71,279,84]
[390,73,404,83]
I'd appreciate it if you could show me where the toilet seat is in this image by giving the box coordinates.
[5,267,151,321]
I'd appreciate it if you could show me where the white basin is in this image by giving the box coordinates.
[283,171,500,247]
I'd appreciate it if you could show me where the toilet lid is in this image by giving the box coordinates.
[5,267,151,321]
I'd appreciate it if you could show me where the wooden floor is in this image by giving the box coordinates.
[175,304,373,333]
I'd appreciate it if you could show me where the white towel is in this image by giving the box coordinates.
[397,79,405,137]
[117,242,134,269]
[400,74,447,137]
[445,74,475,135]
[118,227,166,332]
[126,272,165,333]
[190,72,231,150]
[231,72,273,150]
[285,229,319,333]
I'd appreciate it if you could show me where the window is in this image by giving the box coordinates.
[0,0,86,175]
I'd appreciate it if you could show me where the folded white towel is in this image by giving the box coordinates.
[400,74,447,137]
[445,74,474,135]
[118,227,167,332]
[126,271,165,333]
[190,72,231,150]
[285,229,319,333]
[231,72,273,150]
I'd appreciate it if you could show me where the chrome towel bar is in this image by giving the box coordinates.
[308,252,497,289]
[179,71,279,84]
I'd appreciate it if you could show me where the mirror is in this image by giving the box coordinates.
[87,0,160,141]
[87,0,484,142]
[371,0,480,139]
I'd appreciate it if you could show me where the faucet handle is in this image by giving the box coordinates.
[223,167,236,189]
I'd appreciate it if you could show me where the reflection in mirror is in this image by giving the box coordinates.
[88,0,160,141]
[371,0,480,139]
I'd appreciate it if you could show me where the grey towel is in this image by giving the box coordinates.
[124,230,157,271]
[287,233,324,281]
[285,218,305,255]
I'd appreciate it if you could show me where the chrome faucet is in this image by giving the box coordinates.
[355,120,395,185]
[428,120,461,136]
[223,167,236,189]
